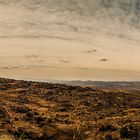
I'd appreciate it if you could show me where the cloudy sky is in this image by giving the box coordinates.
[0,0,140,81]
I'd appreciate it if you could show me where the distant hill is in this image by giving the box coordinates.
[63,80,140,91]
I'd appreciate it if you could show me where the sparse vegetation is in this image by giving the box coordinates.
[0,78,140,140]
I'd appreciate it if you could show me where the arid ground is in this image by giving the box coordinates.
[0,78,140,140]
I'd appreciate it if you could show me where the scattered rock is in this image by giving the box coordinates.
[0,135,14,140]
[0,78,139,140]
[99,124,117,132]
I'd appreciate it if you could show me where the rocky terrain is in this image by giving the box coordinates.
[0,78,140,140]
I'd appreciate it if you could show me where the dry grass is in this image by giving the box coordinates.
[0,78,140,140]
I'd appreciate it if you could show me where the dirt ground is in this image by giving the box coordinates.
[0,78,140,140]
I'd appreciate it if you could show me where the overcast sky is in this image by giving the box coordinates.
[0,0,140,81]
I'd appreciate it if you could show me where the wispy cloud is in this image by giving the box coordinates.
[84,49,97,54]
[59,59,70,64]
[99,58,109,62]
[0,66,19,70]
[25,55,38,59]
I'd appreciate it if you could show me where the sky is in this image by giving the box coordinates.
[0,0,140,81]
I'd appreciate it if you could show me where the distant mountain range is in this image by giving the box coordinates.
[61,80,140,90]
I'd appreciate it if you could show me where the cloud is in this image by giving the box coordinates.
[99,58,109,62]
[25,55,38,59]
[0,66,19,70]
[72,67,89,70]
[84,49,97,54]
[0,1,8,5]
[59,59,69,63]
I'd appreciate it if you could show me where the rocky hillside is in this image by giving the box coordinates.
[0,78,140,139]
